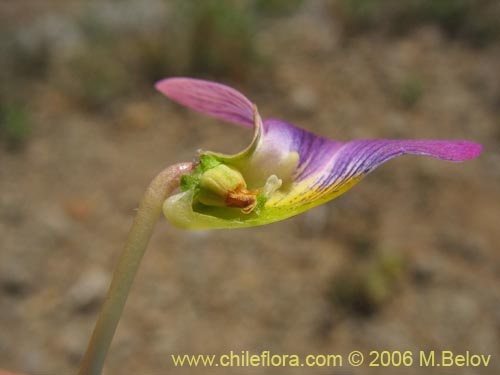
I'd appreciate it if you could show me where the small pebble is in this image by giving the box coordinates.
[67,269,108,313]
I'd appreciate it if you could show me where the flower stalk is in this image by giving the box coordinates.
[78,162,193,375]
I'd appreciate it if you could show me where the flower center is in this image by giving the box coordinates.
[196,164,281,214]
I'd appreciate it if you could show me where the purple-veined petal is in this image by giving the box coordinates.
[291,138,481,205]
[253,120,482,210]
[155,77,254,127]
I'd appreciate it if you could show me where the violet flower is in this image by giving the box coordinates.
[156,78,481,229]
[77,77,481,375]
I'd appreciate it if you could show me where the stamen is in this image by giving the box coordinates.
[225,185,258,212]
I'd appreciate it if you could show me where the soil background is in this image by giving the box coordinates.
[1,1,499,374]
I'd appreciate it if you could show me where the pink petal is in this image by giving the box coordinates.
[156,77,254,127]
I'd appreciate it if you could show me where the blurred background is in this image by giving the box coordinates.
[1,0,499,374]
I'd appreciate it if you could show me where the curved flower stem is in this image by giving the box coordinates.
[78,162,193,375]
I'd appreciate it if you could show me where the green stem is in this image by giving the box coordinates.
[78,162,193,375]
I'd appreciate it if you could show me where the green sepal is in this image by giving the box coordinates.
[199,154,222,171]
[180,153,223,193]
[180,169,201,192]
